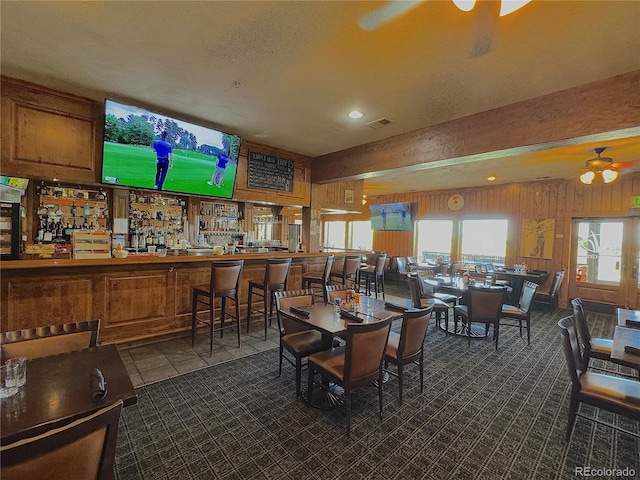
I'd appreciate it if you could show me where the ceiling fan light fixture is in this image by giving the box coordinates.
[579,171,595,185]
[602,168,618,184]
[348,110,363,119]
[452,0,476,12]
[499,0,532,17]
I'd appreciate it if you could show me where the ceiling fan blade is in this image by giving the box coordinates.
[358,0,425,31]
[469,0,498,58]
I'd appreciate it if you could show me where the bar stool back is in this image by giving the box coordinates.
[360,253,387,299]
[330,255,361,285]
[191,259,244,355]
[302,255,334,303]
[246,258,292,340]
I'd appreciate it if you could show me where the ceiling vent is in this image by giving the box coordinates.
[366,117,393,129]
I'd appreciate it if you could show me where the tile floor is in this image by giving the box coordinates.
[117,323,281,388]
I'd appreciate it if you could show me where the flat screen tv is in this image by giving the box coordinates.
[101,99,241,198]
[370,203,413,231]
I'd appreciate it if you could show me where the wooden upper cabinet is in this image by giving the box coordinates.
[1,76,100,183]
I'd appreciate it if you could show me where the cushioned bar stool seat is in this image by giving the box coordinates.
[246,258,292,340]
[192,259,244,355]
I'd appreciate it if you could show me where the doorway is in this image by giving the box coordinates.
[570,218,639,309]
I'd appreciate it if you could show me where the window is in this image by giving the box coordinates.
[576,221,622,285]
[324,221,346,250]
[460,219,508,267]
[349,221,373,251]
[416,220,453,263]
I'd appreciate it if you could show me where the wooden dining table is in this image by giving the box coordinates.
[279,297,404,409]
[612,308,640,370]
[1,344,137,445]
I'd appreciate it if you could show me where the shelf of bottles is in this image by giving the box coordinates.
[128,191,187,249]
[198,201,241,234]
[36,183,110,243]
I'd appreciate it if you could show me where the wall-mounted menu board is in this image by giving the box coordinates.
[247,151,294,192]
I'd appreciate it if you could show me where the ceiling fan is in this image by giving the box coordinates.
[578,147,632,185]
[358,0,532,57]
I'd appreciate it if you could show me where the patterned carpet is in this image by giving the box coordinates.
[114,299,640,480]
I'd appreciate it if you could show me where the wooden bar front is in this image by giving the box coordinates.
[1,253,336,345]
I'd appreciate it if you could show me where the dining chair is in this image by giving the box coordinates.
[359,253,387,299]
[325,284,360,304]
[192,259,244,354]
[407,274,450,333]
[394,257,413,285]
[384,306,432,404]
[307,316,393,437]
[0,319,100,361]
[330,255,361,285]
[0,399,123,480]
[557,316,640,442]
[302,255,335,303]
[533,270,565,310]
[246,257,292,340]
[500,280,539,345]
[571,298,639,378]
[454,285,508,349]
[275,289,326,399]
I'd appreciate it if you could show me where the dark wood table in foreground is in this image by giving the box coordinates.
[612,308,640,370]
[1,344,137,445]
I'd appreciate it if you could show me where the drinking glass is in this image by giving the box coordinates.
[366,297,374,316]
[0,363,19,398]
[334,298,342,315]
[5,357,26,387]
[485,276,492,287]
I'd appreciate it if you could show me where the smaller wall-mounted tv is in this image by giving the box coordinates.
[102,99,242,199]
[370,203,413,231]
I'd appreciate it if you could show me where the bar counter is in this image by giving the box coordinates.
[1,252,337,345]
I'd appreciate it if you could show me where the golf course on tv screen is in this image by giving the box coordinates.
[370,203,413,231]
[102,99,241,199]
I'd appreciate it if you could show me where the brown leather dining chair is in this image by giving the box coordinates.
[307,316,393,437]
[192,259,244,354]
[0,399,123,480]
[384,306,433,404]
[500,280,539,345]
[359,253,387,299]
[407,274,451,334]
[275,289,326,399]
[557,316,640,442]
[325,284,360,304]
[454,285,507,349]
[302,255,335,303]
[1,319,100,361]
[533,270,565,310]
[246,257,292,340]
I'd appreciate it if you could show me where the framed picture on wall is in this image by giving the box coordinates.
[520,218,555,259]
[344,189,354,204]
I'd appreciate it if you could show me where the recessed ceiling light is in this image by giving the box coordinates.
[348,111,363,119]
[486,175,497,181]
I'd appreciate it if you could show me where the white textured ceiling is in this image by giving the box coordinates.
[1,1,639,195]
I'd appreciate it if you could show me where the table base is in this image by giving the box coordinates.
[304,383,345,411]
[437,319,489,338]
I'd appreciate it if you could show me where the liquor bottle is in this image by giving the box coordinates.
[70,201,77,217]
[83,201,90,218]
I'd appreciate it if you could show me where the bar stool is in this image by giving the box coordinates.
[302,255,334,303]
[359,253,387,299]
[246,258,292,340]
[330,255,361,285]
[191,259,244,355]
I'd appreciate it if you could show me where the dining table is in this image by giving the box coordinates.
[493,268,549,303]
[1,344,137,446]
[279,297,404,409]
[611,308,640,370]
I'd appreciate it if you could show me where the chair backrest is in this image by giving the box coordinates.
[558,316,584,385]
[450,261,461,276]
[374,254,387,275]
[549,270,565,296]
[518,281,539,313]
[325,284,359,303]
[407,274,423,309]
[344,317,393,383]
[397,307,433,359]
[437,263,449,275]
[342,255,361,282]
[211,259,244,297]
[264,258,292,288]
[321,255,335,283]
[570,297,592,369]
[275,289,315,335]
[0,399,123,480]
[467,286,507,323]
[1,320,100,361]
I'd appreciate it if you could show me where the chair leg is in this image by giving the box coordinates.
[346,386,352,437]
[246,286,253,333]
[295,357,302,399]
[494,321,499,350]
[209,298,214,356]
[566,393,579,442]
[263,288,269,341]
[378,369,384,418]
[419,351,424,392]
[278,345,284,377]
[526,316,531,345]
[191,292,198,347]
[235,294,241,347]
[380,274,385,300]
[518,319,523,337]
[220,297,226,338]
[398,361,404,405]
[467,320,472,347]
[307,365,314,405]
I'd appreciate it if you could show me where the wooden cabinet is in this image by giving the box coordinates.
[1,77,100,184]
